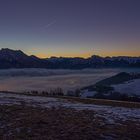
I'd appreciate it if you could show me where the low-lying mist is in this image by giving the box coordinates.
[0,68,139,93]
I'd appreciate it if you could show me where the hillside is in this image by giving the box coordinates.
[0,92,140,139]
[83,72,140,90]
[81,72,140,101]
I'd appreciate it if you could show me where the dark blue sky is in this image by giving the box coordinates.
[0,0,140,57]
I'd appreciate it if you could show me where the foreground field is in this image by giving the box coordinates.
[0,93,140,139]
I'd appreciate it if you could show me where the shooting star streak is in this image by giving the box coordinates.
[42,20,56,30]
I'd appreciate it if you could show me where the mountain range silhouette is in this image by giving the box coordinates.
[0,48,139,69]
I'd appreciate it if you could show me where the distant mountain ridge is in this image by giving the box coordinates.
[0,48,139,69]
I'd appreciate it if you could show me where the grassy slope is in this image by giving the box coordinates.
[1,91,140,108]
[0,105,140,140]
[0,92,140,139]
[53,96,140,108]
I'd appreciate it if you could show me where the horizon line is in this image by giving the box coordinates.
[0,48,140,59]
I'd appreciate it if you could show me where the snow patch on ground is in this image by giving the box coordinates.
[113,79,140,96]
[81,90,97,98]
[0,93,140,124]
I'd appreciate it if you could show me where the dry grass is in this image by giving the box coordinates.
[1,91,140,108]
[63,96,140,108]
[0,105,140,140]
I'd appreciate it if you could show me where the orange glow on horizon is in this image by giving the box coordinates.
[33,51,140,58]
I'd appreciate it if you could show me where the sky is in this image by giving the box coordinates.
[0,0,140,58]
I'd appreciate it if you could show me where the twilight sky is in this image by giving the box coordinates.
[0,0,140,58]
